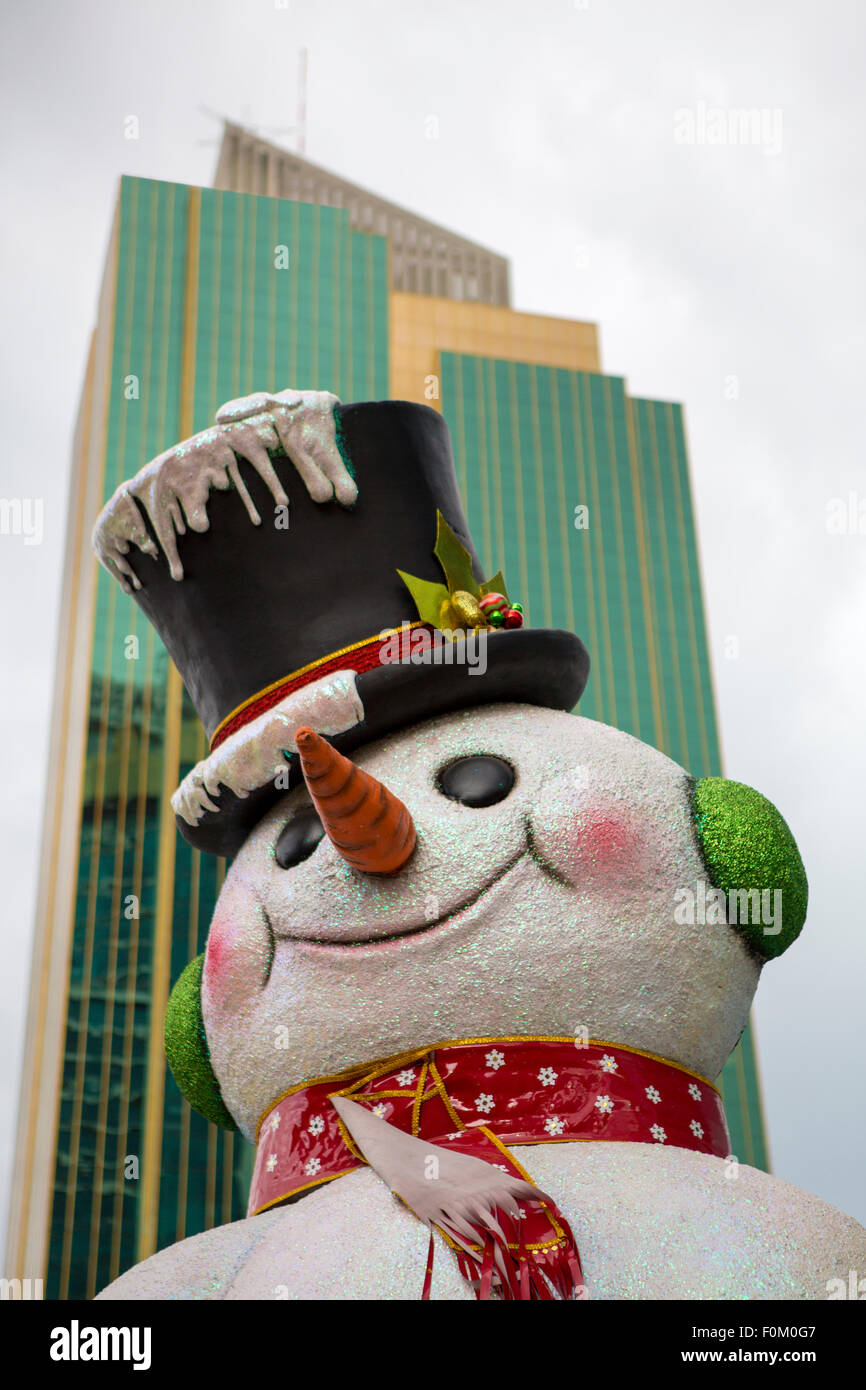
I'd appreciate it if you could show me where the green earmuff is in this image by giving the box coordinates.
[689,777,808,960]
[164,954,237,1131]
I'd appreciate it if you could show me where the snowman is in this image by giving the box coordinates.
[93,389,866,1300]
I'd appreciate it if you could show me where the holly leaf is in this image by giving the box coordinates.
[479,570,510,606]
[397,570,451,626]
[434,513,480,596]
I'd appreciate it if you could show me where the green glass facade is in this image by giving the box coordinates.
[440,351,767,1169]
[38,173,765,1300]
[47,176,388,1298]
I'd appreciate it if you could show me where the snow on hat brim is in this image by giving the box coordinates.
[172,669,364,827]
[174,625,588,859]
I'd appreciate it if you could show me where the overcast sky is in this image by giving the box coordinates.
[1,0,864,1262]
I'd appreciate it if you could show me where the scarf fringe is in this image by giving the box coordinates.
[422,1200,585,1302]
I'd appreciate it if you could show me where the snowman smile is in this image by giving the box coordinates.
[284,844,530,953]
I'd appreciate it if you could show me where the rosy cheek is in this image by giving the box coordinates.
[577,812,636,863]
[204,910,234,998]
[202,877,271,1016]
[532,786,645,884]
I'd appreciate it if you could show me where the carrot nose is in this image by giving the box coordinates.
[293,727,416,875]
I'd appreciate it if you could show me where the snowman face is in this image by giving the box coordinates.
[201,703,760,1140]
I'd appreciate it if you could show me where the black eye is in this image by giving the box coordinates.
[437,755,515,807]
[274,805,326,868]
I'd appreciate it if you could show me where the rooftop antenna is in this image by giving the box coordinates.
[296,46,308,156]
[199,46,309,154]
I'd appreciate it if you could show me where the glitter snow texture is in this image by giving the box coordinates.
[200,703,760,1141]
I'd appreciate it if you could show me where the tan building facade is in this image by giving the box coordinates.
[389,291,600,406]
[215,123,511,305]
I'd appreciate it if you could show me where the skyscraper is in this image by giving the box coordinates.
[6,134,767,1299]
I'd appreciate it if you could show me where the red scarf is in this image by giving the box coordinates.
[249,1037,729,1300]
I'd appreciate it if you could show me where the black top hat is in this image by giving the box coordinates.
[93,392,590,857]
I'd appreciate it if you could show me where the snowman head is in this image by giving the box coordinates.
[166,703,807,1141]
